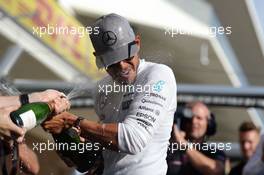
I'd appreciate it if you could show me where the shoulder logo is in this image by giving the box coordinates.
[153,80,166,92]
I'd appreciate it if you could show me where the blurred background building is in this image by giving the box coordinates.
[0,0,263,174]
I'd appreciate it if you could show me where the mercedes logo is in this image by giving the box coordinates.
[102,31,117,46]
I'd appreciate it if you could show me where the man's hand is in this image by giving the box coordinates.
[172,124,187,144]
[0,106,25,142]
[53,97,71,114]
[29,89,66,103]
[43,112,78,134]
[29,89,71,114]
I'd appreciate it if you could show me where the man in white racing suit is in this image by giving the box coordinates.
[44,13,177,175]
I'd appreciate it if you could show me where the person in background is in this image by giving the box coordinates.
[242,133,264,175]
[229,121,260,175]
[167,101,226,175]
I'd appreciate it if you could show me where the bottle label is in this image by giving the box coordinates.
[19,110,37,130]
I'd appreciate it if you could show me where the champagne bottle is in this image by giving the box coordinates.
[10,102,54,130]
[53,128,103,173]
[54,128,81,144]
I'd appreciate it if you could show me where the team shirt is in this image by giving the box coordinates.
[94,59,177,175]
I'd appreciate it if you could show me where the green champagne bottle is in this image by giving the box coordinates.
[55,128,81,144]
[10,102,54,130]
[53,128,103,173]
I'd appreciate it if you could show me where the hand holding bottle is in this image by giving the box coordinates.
[0,106,25,142]
[10,96,70,134]
[52,97,71,114]
[29,89,67,103]
[43,112,78,134]
[29,89,70,114]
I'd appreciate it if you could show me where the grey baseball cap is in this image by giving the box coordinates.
[90,13,139,69]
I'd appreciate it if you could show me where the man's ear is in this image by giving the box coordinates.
[135,35,141,48]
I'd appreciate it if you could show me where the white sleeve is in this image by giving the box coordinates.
[243,134,264,175]
[118,65,177,154]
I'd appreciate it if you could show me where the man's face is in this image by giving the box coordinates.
[106,36,141,85]
[239,130,260,160]
[185,104,209,140]
[106,55,140,84]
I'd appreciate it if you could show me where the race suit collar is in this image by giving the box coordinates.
[137,59,145,74]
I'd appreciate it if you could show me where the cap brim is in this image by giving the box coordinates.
[96,42,139,69]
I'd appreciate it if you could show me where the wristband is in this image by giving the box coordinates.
[19,94,29,106]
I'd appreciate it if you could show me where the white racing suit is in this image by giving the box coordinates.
[94,59,177,175]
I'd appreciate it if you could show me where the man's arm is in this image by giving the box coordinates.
[172,125,225,175]
[186,149,225,175]
[18,143,40,175]
[0,90,71,124]
[79,120,118,150]
[44,113,119,150]
[0,96,20,108]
